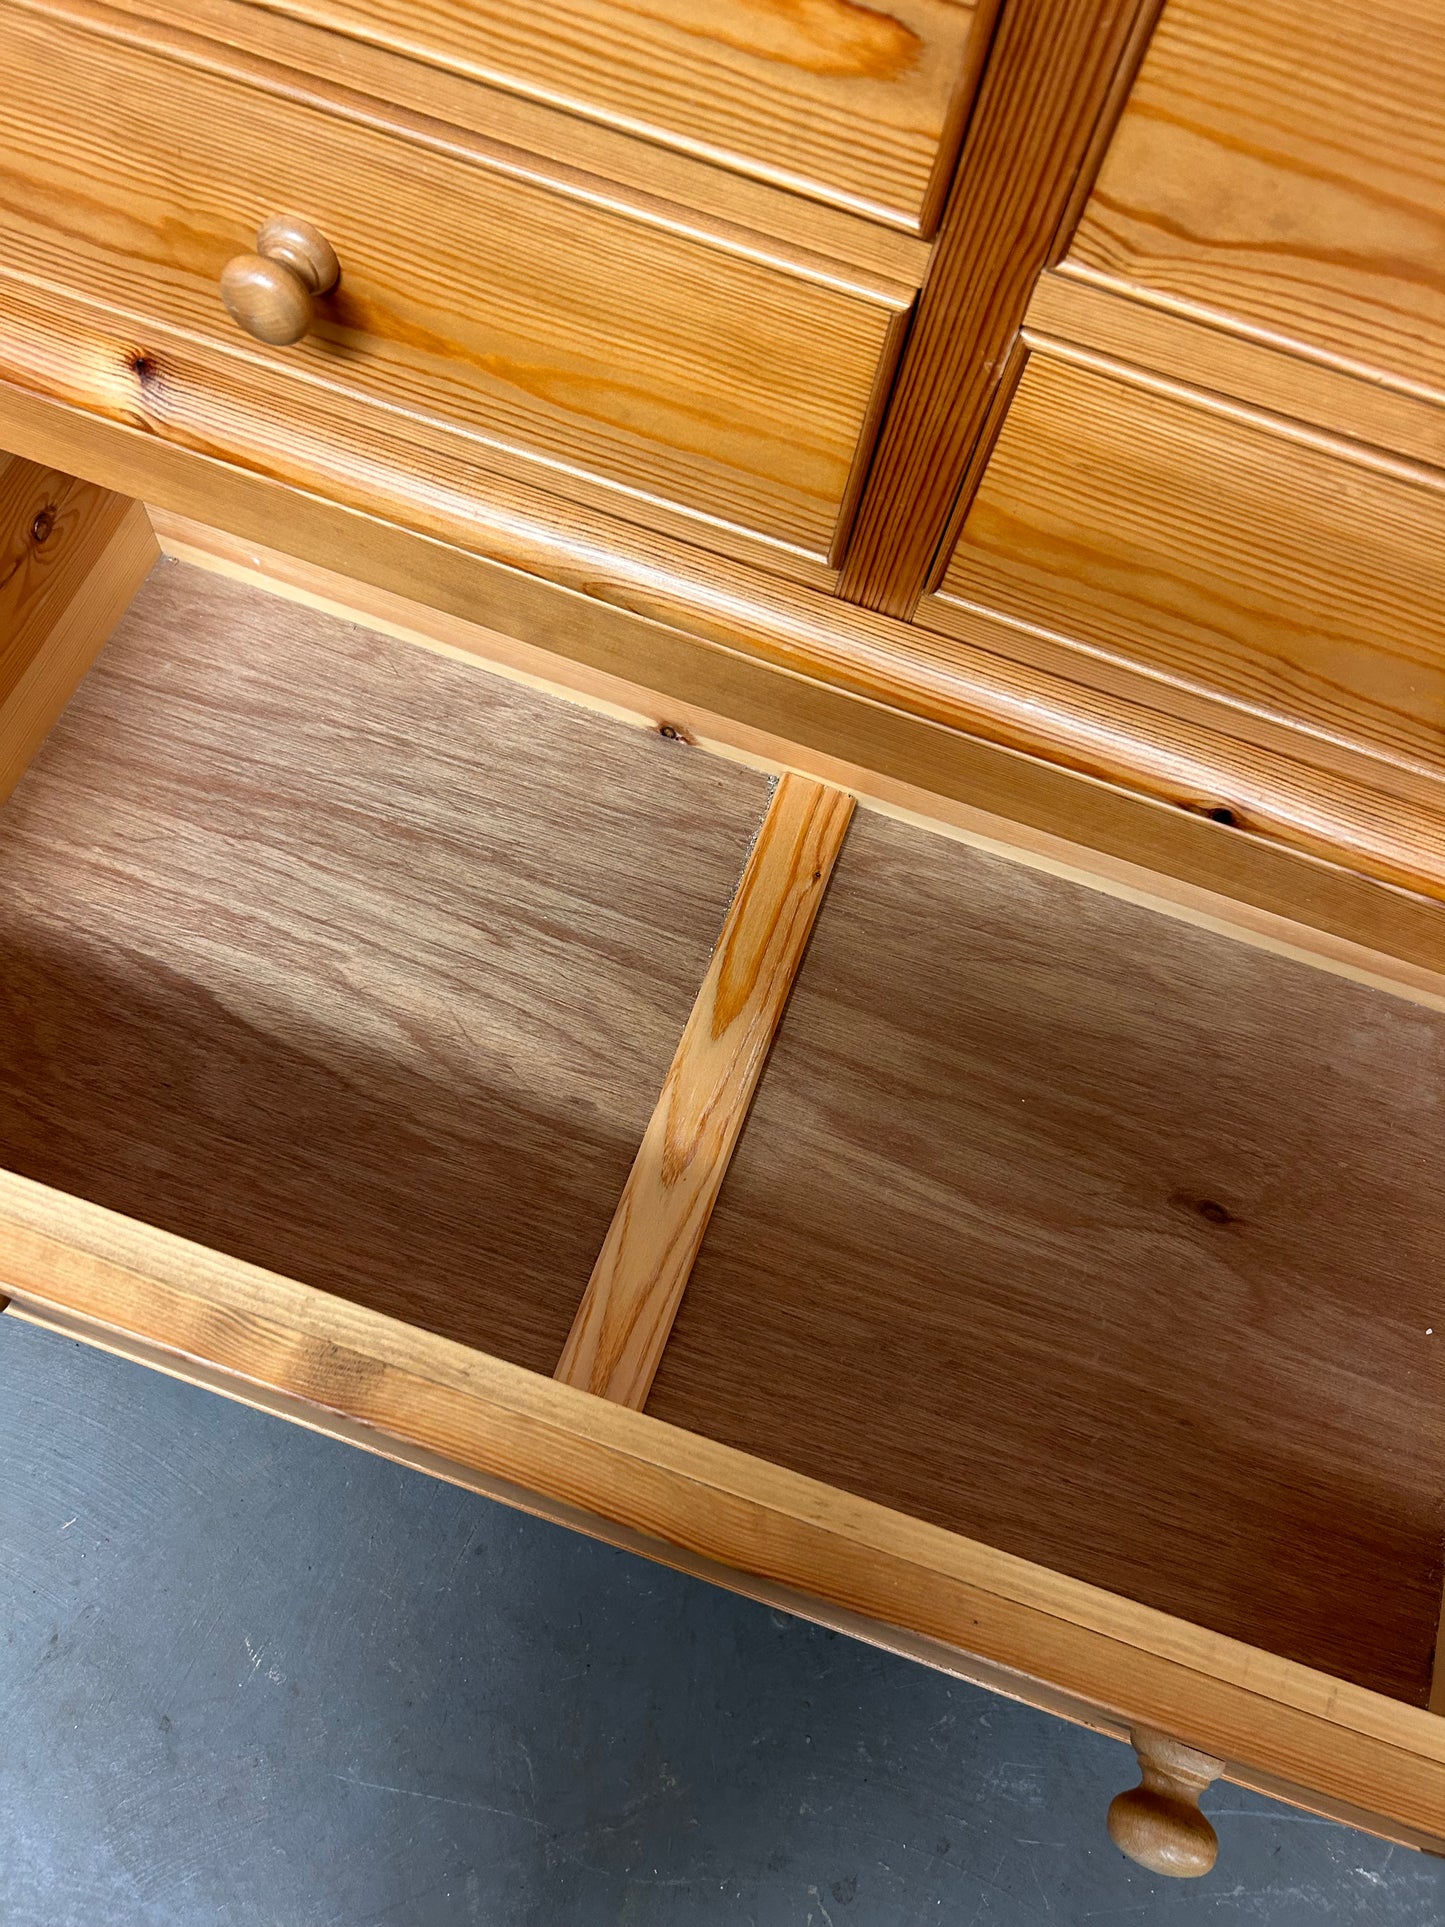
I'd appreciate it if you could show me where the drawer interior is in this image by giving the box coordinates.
[2,545,1442,1711]
[647,810,1445,1704]
[0,559,771,1371]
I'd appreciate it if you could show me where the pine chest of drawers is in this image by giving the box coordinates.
[1,0,1443,1878]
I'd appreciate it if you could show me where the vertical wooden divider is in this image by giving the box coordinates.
[1,455,156,801]
[836,0,1165,617]
[555,773,854,1408]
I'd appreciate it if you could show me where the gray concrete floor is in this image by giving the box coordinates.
[2,1316,1440,1926]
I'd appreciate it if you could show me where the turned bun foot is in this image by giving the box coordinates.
[1107,1726,1224,1878]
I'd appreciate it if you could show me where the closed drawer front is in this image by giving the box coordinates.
[934,352,1445,786]
[1068,0,1445,401]
[253,0,983,231]
[0,3,901,560]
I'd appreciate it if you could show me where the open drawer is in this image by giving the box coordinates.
[2,451,1444,1873]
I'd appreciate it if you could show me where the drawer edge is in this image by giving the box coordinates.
[2,1170,1444,1852]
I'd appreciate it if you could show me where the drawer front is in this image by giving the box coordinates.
[932,352,1445,785]
[1068,0,1445,402]
[0,4,899,560]
[252,0,983,231]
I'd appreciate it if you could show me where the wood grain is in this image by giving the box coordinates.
[0,559,770,1369]
[647,811,1445,1704]
[0,455,155,802]
[143,507,1445,1016]
[239,0,981,231]
[8,373,1445,981]
[91,0,932,288]
[556,775,853,1406]
[934,351,1445,783]
[1069,0,1445,405]
[9,281,1445,901]
[1027,272,1445,480]
[2,1172,1444,1850]
[29,0,925,306]
[837,0,1165,614]
[0,0,897,559]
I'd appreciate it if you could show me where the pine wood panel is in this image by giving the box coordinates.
[837,0,1165,614]
[1068,0,1445,403]
[0,2,897,559]
[9,376,1445,980]
[0,456,155,800]
[0,252,845,594]
[1025,273,1445,477]
[933,352,1445,783]
[4,1175,1445,1850]
[94,0,932,288]
[0,559,770,1369]
[647,811,1445,1705]
[245,0,984,232]
[556,775,854,1407]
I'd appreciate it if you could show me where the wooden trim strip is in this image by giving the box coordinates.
[838,0,1165,616]
[1432,1588,1445,1719]
[1027,271,1445,481]
[556,774,853,1406]
[1,1170,1443,1846]
[1021,327,1445,503]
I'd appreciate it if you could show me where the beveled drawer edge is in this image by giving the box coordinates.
[1,1169,1443,1850]
[1020,319,1445,502]
[1028,270,1445,482]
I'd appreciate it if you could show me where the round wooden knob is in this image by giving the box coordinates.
[1107,1727,1224,1878]
[219,215,339,346]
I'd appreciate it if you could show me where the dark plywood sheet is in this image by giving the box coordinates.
[647,812,1445,1703]
[0,560,769,1372]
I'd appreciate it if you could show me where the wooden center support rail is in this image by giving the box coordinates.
[556,774,854,1407]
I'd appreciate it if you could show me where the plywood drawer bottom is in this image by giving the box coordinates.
[2,457,1444,1867]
